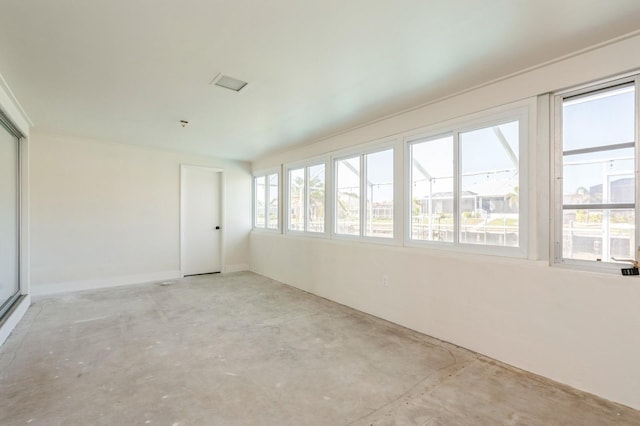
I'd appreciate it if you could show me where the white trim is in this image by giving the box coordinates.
[636,74,640,270]
[180,164,225,277]
[283,154,328,171]
[393,138,404,246]
[0,73,33,133]
[220,171,227,273]
[453,130,461,245]
[31,272,181,296]
[401,98,534,145]
[551,91,563,265]
[331,137,397,161]
[19,137,29,296]
[0,294,30,347]
[532,93,547,262]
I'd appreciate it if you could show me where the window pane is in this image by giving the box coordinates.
[288,168,305,231]
[254,176,265,228]
[307,164,325,233]
[365,149,393,238]
[562,209,635,262]
[336,156,360,235]
[561,83,636,264]
[563,85,635,151]
[267,173,279,229]
[563,149,634,205]
[410,136,454,242]
[460,121,519,247]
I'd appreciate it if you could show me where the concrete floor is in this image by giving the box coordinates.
[1,272,639,426]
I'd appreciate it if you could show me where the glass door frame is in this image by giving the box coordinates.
[0,112,23,319]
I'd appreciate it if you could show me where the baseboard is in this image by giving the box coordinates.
[223,264,250,273]
[0,294,31,347]
[31,271,182,296]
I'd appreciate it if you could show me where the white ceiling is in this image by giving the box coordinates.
[1,0,640,162]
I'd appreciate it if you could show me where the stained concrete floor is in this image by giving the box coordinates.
[1,272,639,426]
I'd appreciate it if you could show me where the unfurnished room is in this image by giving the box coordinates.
[1,1,640,425]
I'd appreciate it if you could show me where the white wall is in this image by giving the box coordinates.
[250,33,640,409]
[30,131,251,295]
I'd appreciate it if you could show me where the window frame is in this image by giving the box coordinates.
[404,107,529,258]
[252,167,281,232]
[331,139,400,244]
[552,74,639,272]
[284,156,330,237]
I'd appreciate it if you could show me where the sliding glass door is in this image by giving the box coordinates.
[0,118,20,318]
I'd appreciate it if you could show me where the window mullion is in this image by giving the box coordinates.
[453,132,460,244]
[564,141,635,156]
[563,203,635,210]
[636,75,640,260]
[553,94,564,263]
[304,167,309,233]
[264,175,269,229]
[325,160,331,235]
[333,159,338,235]
[253,177,256,228]
[360,154,366,237]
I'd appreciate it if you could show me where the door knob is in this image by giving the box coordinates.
[215,226,220,230]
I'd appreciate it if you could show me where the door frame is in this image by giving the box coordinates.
[0,116,24,318]
[179,164,225,277]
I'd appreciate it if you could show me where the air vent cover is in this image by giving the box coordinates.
[212,74,248,92]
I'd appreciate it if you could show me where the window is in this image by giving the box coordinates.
[267,173,279,229]
[254,107,526,254]
[555,78,637,266]
[365,149,394,238]
[335,156,360,235]
[253,170,279,230]
[460,121,520,247]
[410,135,454,242]
[335,147,394,239]
[254,176,266,228]
[286,162,326,234]
[408,113,525,254]
[308,164,326,232]
[288,168,304,231]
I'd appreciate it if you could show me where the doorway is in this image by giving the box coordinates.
[180,165,223,276]
[0,117,20,319]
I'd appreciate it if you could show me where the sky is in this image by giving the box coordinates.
[563,85,635,198]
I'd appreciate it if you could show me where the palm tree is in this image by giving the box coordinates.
[504,186,519,211]
[308,175,326,227]
[575,186,590,204]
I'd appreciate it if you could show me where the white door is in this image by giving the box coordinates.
[181,166,222,276]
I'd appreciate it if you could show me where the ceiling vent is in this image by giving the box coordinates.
[210,73,248,92]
